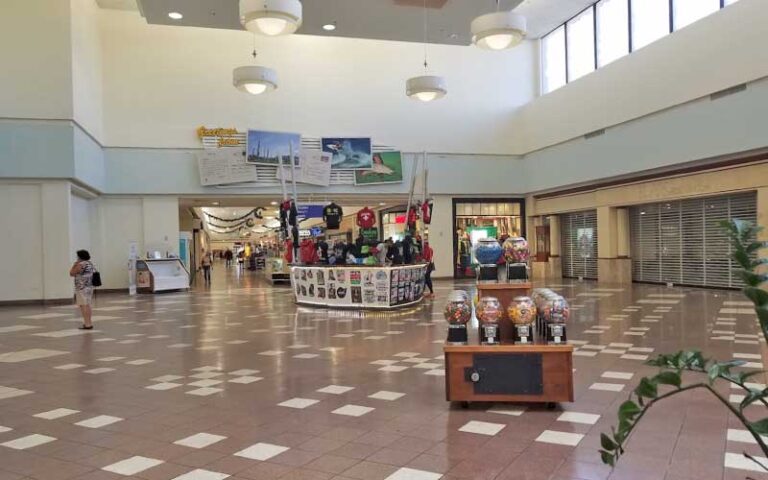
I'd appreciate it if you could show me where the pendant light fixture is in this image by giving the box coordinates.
[239,0,302,36]
[471,0,526,50]
[233,36,278,95]
[406,0,446,102]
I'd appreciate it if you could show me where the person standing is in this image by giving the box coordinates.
[423,241,435,298]
[225,248,233,267]
[69,250,95,329]
[201,250,212,285]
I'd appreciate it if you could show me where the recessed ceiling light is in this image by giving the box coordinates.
[168,12,183,20]
[212,201,220,206]
[379,202,386,206]
[322,23,336,31]
[270,201,278,205]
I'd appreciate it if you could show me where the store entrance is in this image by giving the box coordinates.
[452,198,525,279]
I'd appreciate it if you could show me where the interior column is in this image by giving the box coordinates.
[597,206,631,284]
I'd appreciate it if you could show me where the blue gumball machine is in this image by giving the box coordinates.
[473,237,502,282]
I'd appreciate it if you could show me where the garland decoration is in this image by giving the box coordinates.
[205,208,263,222]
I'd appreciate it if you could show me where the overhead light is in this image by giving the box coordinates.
[406,0,446,102]
[379,202,387,206]
[168,11,183,20]
[406,75,447,102]
[212,201,220,206]
[322,23,336,31]
[233,65,278,95]
[270,201,278,205]
[471,10,526,50]
[239,0,302,36]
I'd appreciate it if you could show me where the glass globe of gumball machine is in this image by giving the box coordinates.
[508,296,536,344]
[473,237,503,282]
[544,296,570,344]
[476,296,502,345]
[502,236,529,281]
[444,291,472,344]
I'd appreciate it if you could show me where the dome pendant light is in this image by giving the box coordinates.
[471,0,526,50]
[239,0,302,36]
[406,0,446,102]
[233,38,278,95]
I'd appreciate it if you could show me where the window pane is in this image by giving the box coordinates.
[674,0,720,30]
[566,8,596,81]
[542,26,566,93]
[596,0,629,67]
[631,0,670,51]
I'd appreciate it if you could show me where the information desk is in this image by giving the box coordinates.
[291,263,428,309]
[136,258,189,293]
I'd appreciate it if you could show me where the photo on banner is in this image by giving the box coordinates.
[354,151,404,185]
[322,137,372,170]
[246,129,301,166]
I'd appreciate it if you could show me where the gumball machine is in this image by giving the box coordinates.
[502,236,529,281]
[473,237,502,282]
[444,291,472,344]
[476,297,502,345]
[508,296,536,344]
[543,296,569,344]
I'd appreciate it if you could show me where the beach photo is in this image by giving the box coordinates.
[322,137,372,169]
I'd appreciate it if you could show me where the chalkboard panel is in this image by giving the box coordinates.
[469,353,543,395]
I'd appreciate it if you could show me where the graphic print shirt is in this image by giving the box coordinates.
[323,203,343,229]
[356,207,376,229]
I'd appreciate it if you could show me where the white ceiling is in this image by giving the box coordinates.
[118,0,595,43]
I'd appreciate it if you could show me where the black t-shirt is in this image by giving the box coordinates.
[323,203,343,229]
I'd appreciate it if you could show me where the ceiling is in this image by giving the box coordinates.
[114,0,595,43]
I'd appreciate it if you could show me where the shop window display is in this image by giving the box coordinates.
[454,200,524,278]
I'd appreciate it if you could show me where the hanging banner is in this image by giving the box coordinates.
[197,149,257,186]
[296,204,325,221]
[277,150,332,186]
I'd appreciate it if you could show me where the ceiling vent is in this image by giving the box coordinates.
[710,83,747,101]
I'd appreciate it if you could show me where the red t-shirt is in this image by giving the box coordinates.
[407,206,418,227]
[356,207,376,229]
[421,201,432,224]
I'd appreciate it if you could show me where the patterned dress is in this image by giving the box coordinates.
[74,261,94,305]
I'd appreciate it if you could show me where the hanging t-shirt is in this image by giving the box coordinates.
[356,207,376,229]
[421,201,433,224]
[323,202,343,229]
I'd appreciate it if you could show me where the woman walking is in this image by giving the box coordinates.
[69,250,95,329]
[201,250,213,285]
[423,241,435,298]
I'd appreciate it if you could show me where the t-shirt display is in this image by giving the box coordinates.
[421,200,433,224]
[356,207,376,229]
[323,202,343,229]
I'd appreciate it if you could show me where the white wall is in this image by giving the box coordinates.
[0,0,73,120]
[142,197,180,257]
[99,9,535,154]
[70,0,104,142]
[512,0,768,153]
[426,195,454,278]
[70,193,93,258]
[0,181,73,302]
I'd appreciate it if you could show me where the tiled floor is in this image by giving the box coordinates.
[0,264,766,479]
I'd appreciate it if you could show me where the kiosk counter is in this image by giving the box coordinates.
[291,263,428,309]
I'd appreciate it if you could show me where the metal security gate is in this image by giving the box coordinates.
[629,192,757,288]
[561,211,598,279]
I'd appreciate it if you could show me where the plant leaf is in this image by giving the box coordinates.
[750,418,768,435]
[740,389,768,410]
[600,449,615,467]
[618,400,641,421]
[635,378,658,399]
[600,433,617,451]
[654,371,682,388]
[744,287,768,308]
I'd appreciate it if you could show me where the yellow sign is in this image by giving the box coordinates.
[197,126,239,139]
[217,137,240,147]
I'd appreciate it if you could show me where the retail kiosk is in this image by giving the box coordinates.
[136,258,190,293]
[291,263,428,309]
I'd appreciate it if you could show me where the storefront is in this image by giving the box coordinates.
[560,210,598,280]
[379,206,407,242]
[629,191,756,288]
[452,198,525,278]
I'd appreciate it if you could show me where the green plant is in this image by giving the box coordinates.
[600,220,768,472]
